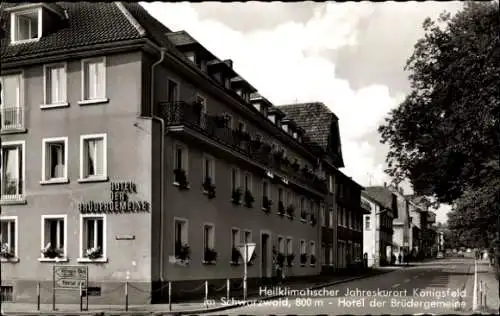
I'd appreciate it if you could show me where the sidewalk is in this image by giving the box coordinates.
[476,261,499,314]
[1,268,393,315]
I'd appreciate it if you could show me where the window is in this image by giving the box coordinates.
[81,57,106,102]
[203,224,215,250]
[278,188,283,202]
[277,236,284,253]
[329,247,333,266]
[329,208,334,228]
[223,113,233,129]
[243,173,252,193]
[43,63,67,106]
[79,215,106,261]
[310,241,316,256]
[0,74,23,130]
[10,9,41,43]
[42,137,68,182]
[300,198,305,212]
[309,200,314,213]
[286,190,292,205]
[262,181,269,198]
[202,154,215,183]
[167,79,179,103]
[185,52,196,64]
[231,167,240,191]
[321,244,326,265]
[238,121,246,132]
[231,228,240,249]
[1,141,25,200]
[253,102,261,111]
[174,143,189,173]
[80,134,107,181]
[329,175,334,193]
[300,240,306,255]
[286,238,293,255]
[320,204,325,226]
[40,215,67,260]
[242,230,252,243]
[0,216,18,260]
[174,218,188,255]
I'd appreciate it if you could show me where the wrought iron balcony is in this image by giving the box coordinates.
[1,178,25,202]
[1,106,25,131]
[159,101,327,194]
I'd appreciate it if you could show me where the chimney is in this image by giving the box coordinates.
[223,59,233,68]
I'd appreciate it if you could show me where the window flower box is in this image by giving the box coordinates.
[244,189,254,208]
[310,254,317,265]
[203,248,217,264]
[41,243,64,259]
[275,252,286,268]
[85,246,102,260]
[0,243,15,259]
[286,205,295,219]
[173,168,190,190]
[300,211,308,222]
[262,196,272,212]
[300,253,308,265]
[310,214,317,226]
[202,176,216,199]
[175,242,190,263]
[231,188,242,205]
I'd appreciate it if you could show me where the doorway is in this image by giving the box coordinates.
[261,233,269,278]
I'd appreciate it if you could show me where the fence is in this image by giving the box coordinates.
[31,278,245,311]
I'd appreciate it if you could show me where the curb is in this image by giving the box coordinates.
[1,270,396,316]
[170,269,394,315]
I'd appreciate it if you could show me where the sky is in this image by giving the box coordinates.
[141,1,465,223]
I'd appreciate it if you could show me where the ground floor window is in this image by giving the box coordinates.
[81,215,105,260]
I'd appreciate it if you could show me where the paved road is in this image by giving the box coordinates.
[201,258,476,315]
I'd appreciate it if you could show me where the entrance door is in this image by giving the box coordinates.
[261,233,269,278]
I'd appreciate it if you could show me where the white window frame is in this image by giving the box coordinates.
[277,236,285,253]
[173,217,189,256]
[243,172,252,193]
[185,52,196,64]
[173,142,189,176]
[1,140,26,202]
[202,153,215,184]
[10,9,42,44]
[42,63,69,108]
[230,167,241,191]
[300,239,306,255]
[329,174,334,193]
[79,57,108,105]
[231,227,240,249]
[41,137,69,184]
[242,229,252,244]
[78,214,107,262]
[202,223,215,262]
[329,208,334,228]
[329,247,334,266]
[320,203,325,227]
[0,216,19,262]
[79,133,107,182]
[39,215,68,262]
[309,241,316,266]
[0,72,25,131]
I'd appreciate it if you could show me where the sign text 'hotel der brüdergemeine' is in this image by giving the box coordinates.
[78,181,150,213]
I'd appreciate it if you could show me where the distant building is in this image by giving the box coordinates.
[384,184,411,258]
[362,186,397,266]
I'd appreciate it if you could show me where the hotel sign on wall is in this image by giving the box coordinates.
[78,181,150,214]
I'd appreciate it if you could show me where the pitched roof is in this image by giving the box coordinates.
[278,102,343,166]
[0,2,182,62]
[363,186,395,211]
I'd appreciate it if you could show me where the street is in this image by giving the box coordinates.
[202,258,476,315]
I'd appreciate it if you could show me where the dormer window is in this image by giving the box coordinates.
[282,124,288,133]
[185,52,196,64]
[225,78,231,89]
[293,132,298,139]
[268,114,275,124]
[253,102,261,111]
[236,89,243,96]
[11,9,42,44]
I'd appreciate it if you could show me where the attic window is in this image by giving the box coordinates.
[282,124,288,133]
[293,132,298,139]
[268,114,276,124]
[11,9,42,44]
[185,52,196,64]
[253,102,261,111]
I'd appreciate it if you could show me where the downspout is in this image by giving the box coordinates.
[151,47,167,283]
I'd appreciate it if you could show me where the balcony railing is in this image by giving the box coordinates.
[1,106,25,131]
[159,101,327,193]
[1,178,24,202]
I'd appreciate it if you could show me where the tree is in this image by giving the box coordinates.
[378,1,500,204]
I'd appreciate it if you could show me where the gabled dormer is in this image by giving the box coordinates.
[249,92,273,117]
[207,59,236,89]
[231,76,257,103]
[6,3,67,45]
[267,107,285,128]
[166,30,216,72]
[281,118,297,135]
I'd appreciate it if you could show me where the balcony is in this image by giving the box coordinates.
[1,106,25,133]
[159,101,327,194]
[1,179,26,204]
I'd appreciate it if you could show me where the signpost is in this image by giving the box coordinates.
[53,265,88,311]
[238,243,256,301]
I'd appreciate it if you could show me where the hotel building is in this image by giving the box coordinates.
[0,2,365,304]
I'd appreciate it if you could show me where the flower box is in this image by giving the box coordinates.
[203,248,217,264]
[231,188,242,205]
[244,190,255,208]
[202,176,216,199]
[174,169,190,190]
